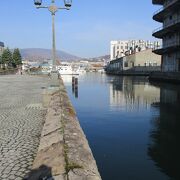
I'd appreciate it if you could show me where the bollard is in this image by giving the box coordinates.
[75,78,78,98]
[72,76,75,85]
[72,76,75,93]
[75,77,78,86]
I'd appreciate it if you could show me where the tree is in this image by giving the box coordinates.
[1,48,13,67]
[13,48,22,66]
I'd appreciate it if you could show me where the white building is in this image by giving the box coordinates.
[0,42,4,55]
[110,40,160,61]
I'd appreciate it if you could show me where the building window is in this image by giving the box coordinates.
[169,15,172,20]
[124,62,128,67]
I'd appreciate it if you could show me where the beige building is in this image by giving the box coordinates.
[107,49,161,73]
[123,49,161,70]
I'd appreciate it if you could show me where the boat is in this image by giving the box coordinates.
[58,64,79,75]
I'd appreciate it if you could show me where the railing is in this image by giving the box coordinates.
[153,0,179,16]
[153,40,180,50]
[152,17,180,34]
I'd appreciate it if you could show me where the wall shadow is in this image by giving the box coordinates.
[23,165,54,180]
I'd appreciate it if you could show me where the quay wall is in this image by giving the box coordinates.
[26,76,102,180]
[149,72,180,84]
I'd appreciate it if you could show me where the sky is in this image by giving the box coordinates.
[0,0,160,58]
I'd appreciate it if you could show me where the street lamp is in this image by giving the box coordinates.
[64,0,72,7]
[34,0,72,73]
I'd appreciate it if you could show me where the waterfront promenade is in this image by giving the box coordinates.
[0,75,51,179]
[0,74,101,180]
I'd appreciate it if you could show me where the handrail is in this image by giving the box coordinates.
[153,0,179,16]
[152,17,180,34]
[153,40,180,50]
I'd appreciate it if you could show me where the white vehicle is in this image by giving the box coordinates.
[58,64,79,75]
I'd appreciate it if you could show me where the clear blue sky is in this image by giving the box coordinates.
[0,0,160,58]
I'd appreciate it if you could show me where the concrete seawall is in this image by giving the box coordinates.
[26,77,102,180]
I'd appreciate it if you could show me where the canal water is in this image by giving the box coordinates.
[62,73,180,180]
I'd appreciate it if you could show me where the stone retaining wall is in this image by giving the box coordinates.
[26,77,101,180]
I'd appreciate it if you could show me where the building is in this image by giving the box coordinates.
[152,0,180,72]
[107,49,161,74]
[110,40,128,60]
[110,40,160,60]
[0,41,4,55]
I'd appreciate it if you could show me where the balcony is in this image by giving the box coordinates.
[152,0,164,5]
[153,0,180,22]
[153,40,180,55]
[152,18,180,38]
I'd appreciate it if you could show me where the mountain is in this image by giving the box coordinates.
[88,55,110,62]
[20,48,81,62]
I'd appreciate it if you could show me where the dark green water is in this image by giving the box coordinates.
[62,73,180,180]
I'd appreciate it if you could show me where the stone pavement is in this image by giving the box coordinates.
[0,75,51,180]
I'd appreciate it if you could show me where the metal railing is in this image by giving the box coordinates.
[153,0,179,16]
[153,40,180,50]
[152,17,180,34]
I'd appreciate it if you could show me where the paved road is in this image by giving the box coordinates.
[0,75,51,180]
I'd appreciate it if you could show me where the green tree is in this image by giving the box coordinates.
[1,48,13,67]
[13,48,22,66]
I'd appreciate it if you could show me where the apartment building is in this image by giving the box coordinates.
[152,0,180,72]
[110,40,160,61]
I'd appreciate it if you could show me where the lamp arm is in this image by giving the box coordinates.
[36,6,48,9]
[58,7,70,10]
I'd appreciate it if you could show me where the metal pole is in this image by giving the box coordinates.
[52,13,56,71]
[35,0,71,72]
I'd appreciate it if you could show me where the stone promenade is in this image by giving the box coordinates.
[0,75,51,180]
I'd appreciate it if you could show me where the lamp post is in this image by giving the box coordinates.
[34,0,72,72]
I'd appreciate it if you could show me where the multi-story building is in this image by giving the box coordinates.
[107,49,161,74]
[110,40,160,61]
[110,40,129,60]
[0,41,4,55]
[152,0,180,72]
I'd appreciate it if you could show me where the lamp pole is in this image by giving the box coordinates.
[35,0,71,72]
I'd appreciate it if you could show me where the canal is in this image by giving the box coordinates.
[62,73,180,180]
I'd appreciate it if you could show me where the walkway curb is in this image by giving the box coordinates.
[27,77,102,180]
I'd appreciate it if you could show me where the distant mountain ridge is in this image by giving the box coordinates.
[20,48,81,62]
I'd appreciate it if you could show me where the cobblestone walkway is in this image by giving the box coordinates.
[0,75,50,180]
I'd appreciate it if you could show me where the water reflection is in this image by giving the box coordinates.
[149,83,180,179]
[109,76,160,111]
[62,73,180,180]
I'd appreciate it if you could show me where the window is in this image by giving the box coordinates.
[169,15,172,20]
[124,62,128,67]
